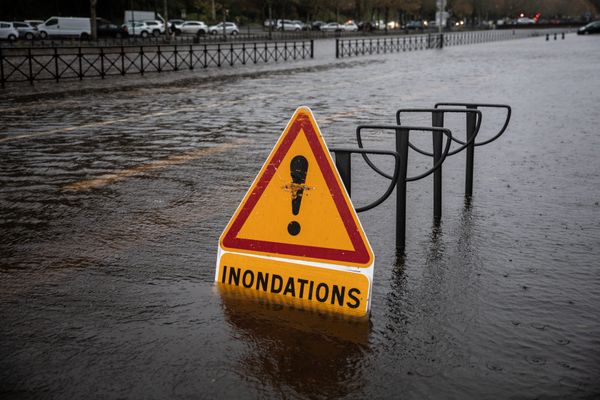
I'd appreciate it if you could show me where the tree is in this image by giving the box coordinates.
[90,0,97,40]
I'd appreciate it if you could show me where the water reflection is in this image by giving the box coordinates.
[217,284,370,398]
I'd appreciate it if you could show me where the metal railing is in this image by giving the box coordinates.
[330,102,511,253]
[335,29,562,58]
[0,40,314,87]
[336,34,437,58]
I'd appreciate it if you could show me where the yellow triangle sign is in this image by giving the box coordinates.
[216,107,374,317]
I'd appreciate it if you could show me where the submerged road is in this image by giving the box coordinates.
[1,35,599,398]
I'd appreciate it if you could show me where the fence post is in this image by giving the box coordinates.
[264,42,267,62]
[54,47,59,82]
[253,42,257,63]
[140,46,144,75]
[432,110,444,221]
[440,33,444,49]
[28,48,33,85]
[334,151,351,197]
[157,45,162,72]
[310,40,314,59]
[395,127,410,253]
[242,43,246,64]
[0,47,4,88]
[204,44,208,68]
[99,47,105,79]
[174,44,178,71]
[121,45,125,75]
[230,43,234,66]
[217,43,221,67]
[465,106,477,197]
[78,47,83,80]
[336,38,339,58]
[189,44,193,70]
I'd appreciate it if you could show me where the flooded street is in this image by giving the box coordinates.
[1,35,599,398]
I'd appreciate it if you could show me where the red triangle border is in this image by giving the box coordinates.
[221,111,371,265]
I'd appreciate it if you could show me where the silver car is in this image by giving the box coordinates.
[13,21,39,40]
[276,19,301,31]
[208,22,239,35]
[0,22,19,41]
[320,22,343,32]
[178,21,208,36]
[123,21,154,38]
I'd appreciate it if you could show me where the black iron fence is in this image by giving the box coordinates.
[336,29,564,58]
[0,40,313,87]
[336,34,439,58]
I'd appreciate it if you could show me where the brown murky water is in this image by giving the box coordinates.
[1,35,599,398]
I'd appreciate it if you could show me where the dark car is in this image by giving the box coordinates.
[403,20,423,32]
[96,18,128,38]
[311,21,326,30]
[577,20,600,34]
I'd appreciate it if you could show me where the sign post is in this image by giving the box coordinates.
[216,107,374,318]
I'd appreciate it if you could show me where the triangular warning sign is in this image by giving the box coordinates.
[219,107,373,267]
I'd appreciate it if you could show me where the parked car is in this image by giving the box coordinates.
[144,20,165,35]
[208,22,239,35]
[516,17,536,25]
[403,20,424,31]
[311,21,326,30]
[12,21,39,40]
[177,21,208,36]
[276,20,301,31]
[0,21,19,41]
[122,21,154,38]
[291,20,306,30]
[577,20,600,34]
[24,19,44,27]
[343,22,358,32]
[263,19,276,29]
[96,18,127,38]
[169,19,185,33]
[320,22,343,32]
[37,17,91,39]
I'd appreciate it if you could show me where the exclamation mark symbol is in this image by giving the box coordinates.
[288,155,308,236]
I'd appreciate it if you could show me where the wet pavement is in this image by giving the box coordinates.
[1,34,599,399]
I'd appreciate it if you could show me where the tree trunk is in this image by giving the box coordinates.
[90,0,97,41]
[163,0,170,42]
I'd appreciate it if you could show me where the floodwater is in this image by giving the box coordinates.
[1,35,599,399]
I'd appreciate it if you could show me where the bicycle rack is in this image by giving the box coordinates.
[395,108,483,220]
[434,102,511,198]
[349,125,453,253]
[328,148,401,213]
[327,103,510,254]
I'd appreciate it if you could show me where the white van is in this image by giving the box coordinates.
[124,10,165,25]
[38,17,91,39]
